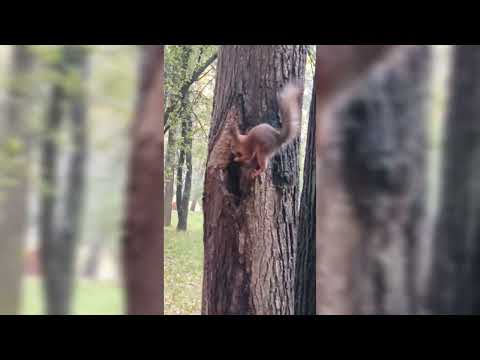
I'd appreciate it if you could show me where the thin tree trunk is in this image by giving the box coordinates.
[164,125,177,227]
[0,45,34,314]
[428,45,480,315]
[176,107,193,231]
[122,45,164,315]
[202,45,307,315]
[315,45,431,315]
[190,194,199,212]
[294,88,316,315]
[82,239,102,279]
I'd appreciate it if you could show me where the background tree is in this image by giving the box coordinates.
[0,45,34,314]
[428,45,480,315]
[122,45,164,315]
[164,45,217,229]
[202,45,307,315]
[0,45,139,315]
[39,45,90,315]
[315,45,432,315]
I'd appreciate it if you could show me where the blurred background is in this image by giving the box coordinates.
[0,45,138,315]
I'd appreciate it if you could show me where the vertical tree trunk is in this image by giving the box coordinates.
[176,104,193,231]
[190,194,199,212]
[164,125,177,227]
[428,45,480,315]
[39,62,66,315]
[0,45,34,314]
[122,45,164,315]
[40,45,90,315]
[82,239,102,279]
[315,45,431,315]
[294,88,316,315]
[164,46,192,228]
[202,45,306,315]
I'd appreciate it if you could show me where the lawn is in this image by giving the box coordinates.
[164,211,204,315]
[21,276,123,315]
[20,211,203,315]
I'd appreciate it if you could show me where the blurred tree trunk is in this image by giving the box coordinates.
[294,88,316,315]
[190,165,205,212]
[202,45,306,315]
[0,45,34,314]
[40,45,90,315]
[82,239,102,279]
[190,194,199,212]
[39,62,65,315]
[122,45,164,315]
[316,45,431,315]
[428,45,480,315]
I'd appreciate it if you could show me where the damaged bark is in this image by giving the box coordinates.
[202,46,307,315]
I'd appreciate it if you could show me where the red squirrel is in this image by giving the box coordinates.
[230,81,303,178]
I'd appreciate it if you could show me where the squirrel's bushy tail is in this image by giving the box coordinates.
[277,81,302,146]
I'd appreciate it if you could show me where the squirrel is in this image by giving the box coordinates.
[230,81,303,178]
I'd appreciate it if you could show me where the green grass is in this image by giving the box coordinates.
[165,211,204,315]
[20,211,204,315]
[21,276,123,315]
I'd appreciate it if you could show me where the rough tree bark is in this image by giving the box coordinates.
[294,88,316,315]
[202,45,306,315]
[122,45,164,315]
[428,45,480,315]
[315,45,431,315]
[40,45,90,315]
[0,45,34,314]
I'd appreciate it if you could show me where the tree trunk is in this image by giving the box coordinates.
[164,125,177,227]
[294,88,316,315]
[202,45,307,315]
[0,45,34,314]
[122,45,164,315]
[190,194,199,212]
[39,62,66,315]
[40,45,90,315]
[82,239,102,279]
[164,46,217,226]
[315,45,431,315]
[428,45,480,315]
[176,104,193,231]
